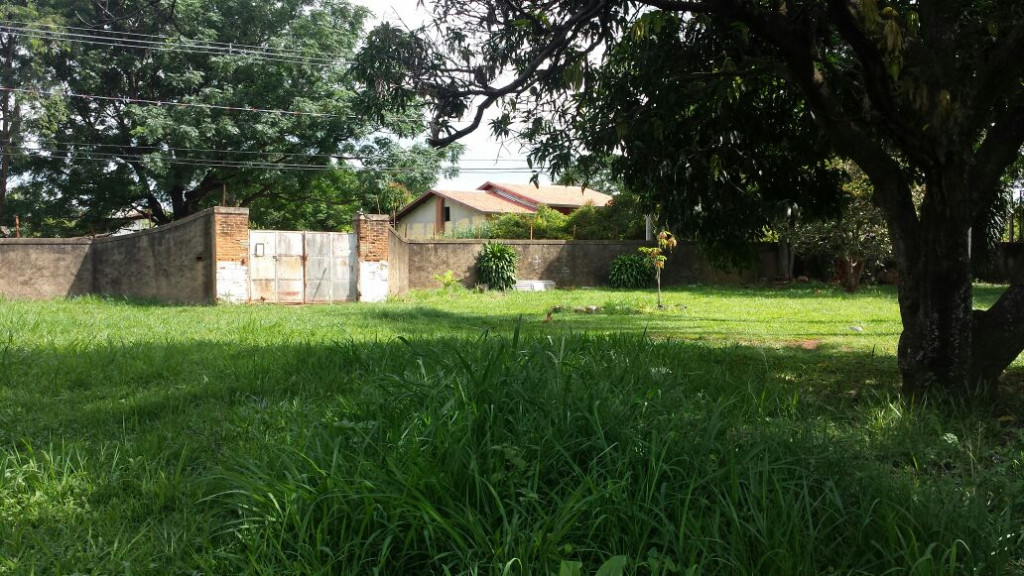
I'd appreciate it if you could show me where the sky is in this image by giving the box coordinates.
[349,0,550,191]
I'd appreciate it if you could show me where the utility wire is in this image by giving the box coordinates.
[1,86,431,124]
[0,21,346,65]
[9,146,542,174]
[15,139,535,164]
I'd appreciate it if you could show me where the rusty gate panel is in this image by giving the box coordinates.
[250,230,356,303]
[249,231,278,302]
[304,233,333,302]
[276,232,305,303]
[331,233,356,301]
[304,232,356,302]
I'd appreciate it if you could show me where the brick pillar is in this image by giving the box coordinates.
[355,213,391,302]
[213,207,250,303]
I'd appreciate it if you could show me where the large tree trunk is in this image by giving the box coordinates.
[893,174,1024,400]
[895,216,978,397]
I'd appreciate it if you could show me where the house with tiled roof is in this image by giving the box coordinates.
[395,182,612,238]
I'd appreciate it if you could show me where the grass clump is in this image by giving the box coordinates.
[213,332,1018,575]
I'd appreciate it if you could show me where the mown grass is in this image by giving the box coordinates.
[0,284,1020,575]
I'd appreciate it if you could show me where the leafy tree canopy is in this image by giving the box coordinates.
[3,0,455,234]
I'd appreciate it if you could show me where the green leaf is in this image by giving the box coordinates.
[557,560,583,576]
[595,556,628,576]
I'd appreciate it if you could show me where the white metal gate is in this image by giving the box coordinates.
[249,231,356,303]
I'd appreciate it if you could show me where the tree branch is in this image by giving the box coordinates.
[428,0,608,147]
[970,97,1024,209]
[825,0,934,169]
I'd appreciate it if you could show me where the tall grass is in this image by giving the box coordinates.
[0,292,1020,574]
[210,332,1017,575]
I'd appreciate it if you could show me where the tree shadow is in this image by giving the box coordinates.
[2,327,1019,572]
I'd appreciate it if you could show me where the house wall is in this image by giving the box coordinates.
[92,208,216,303]
[0,238,94,299]
[388,237,789,292]
[399,200,441,239]
[445,202,487,235]
[398,199,490,238]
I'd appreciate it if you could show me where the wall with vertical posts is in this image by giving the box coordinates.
[0,207,245,303]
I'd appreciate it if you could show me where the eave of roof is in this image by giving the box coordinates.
[395,189,535,220]
[478,181,612,208]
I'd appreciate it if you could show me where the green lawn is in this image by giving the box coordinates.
[0,284,1021,575]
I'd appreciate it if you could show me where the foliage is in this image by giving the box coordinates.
[0,3,64,226]
[608,254,654,289]
[488,204,570,240]
[246,142,462,232]
[6,0,453,235]
[777,163,893,292]
[0,294,1020,573]
[566,200,646,240]
[460,201,646,241]
[475,241,519,290]
[432,269,461,291]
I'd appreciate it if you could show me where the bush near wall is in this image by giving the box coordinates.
[476,241,519,290]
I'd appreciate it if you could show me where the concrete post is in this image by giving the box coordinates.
[355,213,391,302]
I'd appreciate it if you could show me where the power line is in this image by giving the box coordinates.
[1,86,424,121]
[0,21,347,66]
[8,145,542,174]
[3,19,342,59]
[15,139,535,164]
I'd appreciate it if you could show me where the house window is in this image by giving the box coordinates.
[444,206,451,222]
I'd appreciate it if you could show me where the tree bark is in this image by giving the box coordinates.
[0,36,13,223]
[835,258,864,292]
[895,216,977,398]
[972,283,1024,389]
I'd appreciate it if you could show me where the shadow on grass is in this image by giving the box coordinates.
[2,329,902,449]
[2,328,1021,574]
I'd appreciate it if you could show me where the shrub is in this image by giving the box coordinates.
[608,254,654,289]
[489,205,570,239]
[476,241,519,290]
[432,269,462,291]
[566,199,646,240]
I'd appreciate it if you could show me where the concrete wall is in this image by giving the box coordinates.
[0,238,94,299]
[0,208,402,304]
[389,236,788,292]
[0,207,247,303]
[355,214,390,302]
[92,208,216,303]
[388,227,410,297]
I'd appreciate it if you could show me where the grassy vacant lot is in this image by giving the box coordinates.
[0,284,1021,575]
